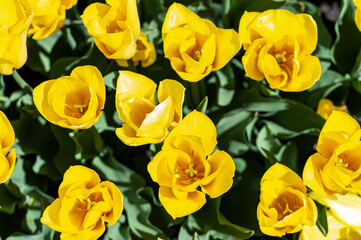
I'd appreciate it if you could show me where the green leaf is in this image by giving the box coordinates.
[216,110,254,155]
[0,184,17,214]
[215,63,235,106]
[261,147,278,165]
[179,198,254,240]
[71,127,105,160]
[196,96,208,113]
[331,0,361,73]
[315,201,328,237]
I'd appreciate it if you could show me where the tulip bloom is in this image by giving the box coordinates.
[162,3,241,82]
[20,0,77,40]
[299,211,361,240]
[0,0,32,75]
[116,31,156,68]
[115,71,185,146]
[257,163,317,237]
[82,0,140,59]
[303,111,361,199]
[0,111,16,183]
[41,165,123,239]
[33,65,106,129]
[239,9,321,91]
[148,111,235,219]
[316,99,347,120]
[300,192,361,239]
[354,0,361,31]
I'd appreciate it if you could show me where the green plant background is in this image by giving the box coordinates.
[1,0,359,239]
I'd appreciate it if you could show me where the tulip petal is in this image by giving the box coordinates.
[303,153,337,199]
[59,166,100,198]
[116,71,157,102]
[162,3,200,40]
[212,28,241,71]
[157,80,185,127]
[163,110,217,156]
[201,150,235,198]
[158,186,206,219]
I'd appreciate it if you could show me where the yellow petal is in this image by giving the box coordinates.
[0,149,16,183]
[116,71,156,102]
[158,186,206,219]
[58,165,100,198]
[162,2,200,40]
[0,111,15,154]
[157,79,185,127]
[242,38,267,81]
[317,111,360,157]
[280,55,321,92]
[163,110,217,156]
[115,124,166,146]
[201,150,235,198]
[99,181,123,226]
[238,11,260,50]
[212,28,241,71]
[303,153,337,199]
[309,191,361,228]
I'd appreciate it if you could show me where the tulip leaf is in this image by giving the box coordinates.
[332,0,361,73]
[196,96,208,113]
[261,147,278,165]
[179,198,254,239]
[216,110,255,155]
[315,201,328,237]
[71,127,105,160]
[0,184,17,214]
[216,63,235,106]
[104,71,118,90]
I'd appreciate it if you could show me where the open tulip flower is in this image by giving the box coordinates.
[0,0,32,75]
[41,165,123,240]
[257,163,317,237]
[82,0,140,60]
[33,65,106,129]
[115,71,185,146]
[0,111,16,183]
[20,0,77,40]
[303,111,361,199]
[147,110,235,219]
[239,9,321,91]
[162,3,241,82]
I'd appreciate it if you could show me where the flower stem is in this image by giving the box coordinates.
[127,59,137,72]
[191,82,201,107]
[12,70,33,95]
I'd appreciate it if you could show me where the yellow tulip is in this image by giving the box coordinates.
[147,111,235,219]
[257,163,317,237]
[303,111,361,199]
[299,210,361,240]
[309,191,361,228]
[0,0,32,75]
[33,65,106,129]
[0,111,16,183]
[82,0,140,59]
[354,0,361,31]
[41,165,123,240]
[115,71,185,146]
[116,31,156,68]
[162,3,241,82]
[316,99,347,120]
[20,0,76,40]
[239,9,321,92]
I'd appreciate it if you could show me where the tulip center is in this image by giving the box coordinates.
[282,203,293,215]
[271,190,304,220]
[86,198,96,211]
[336,157,349,169]
[275,51,287,64]
[193,50,201,61]
[186,163,198,178]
